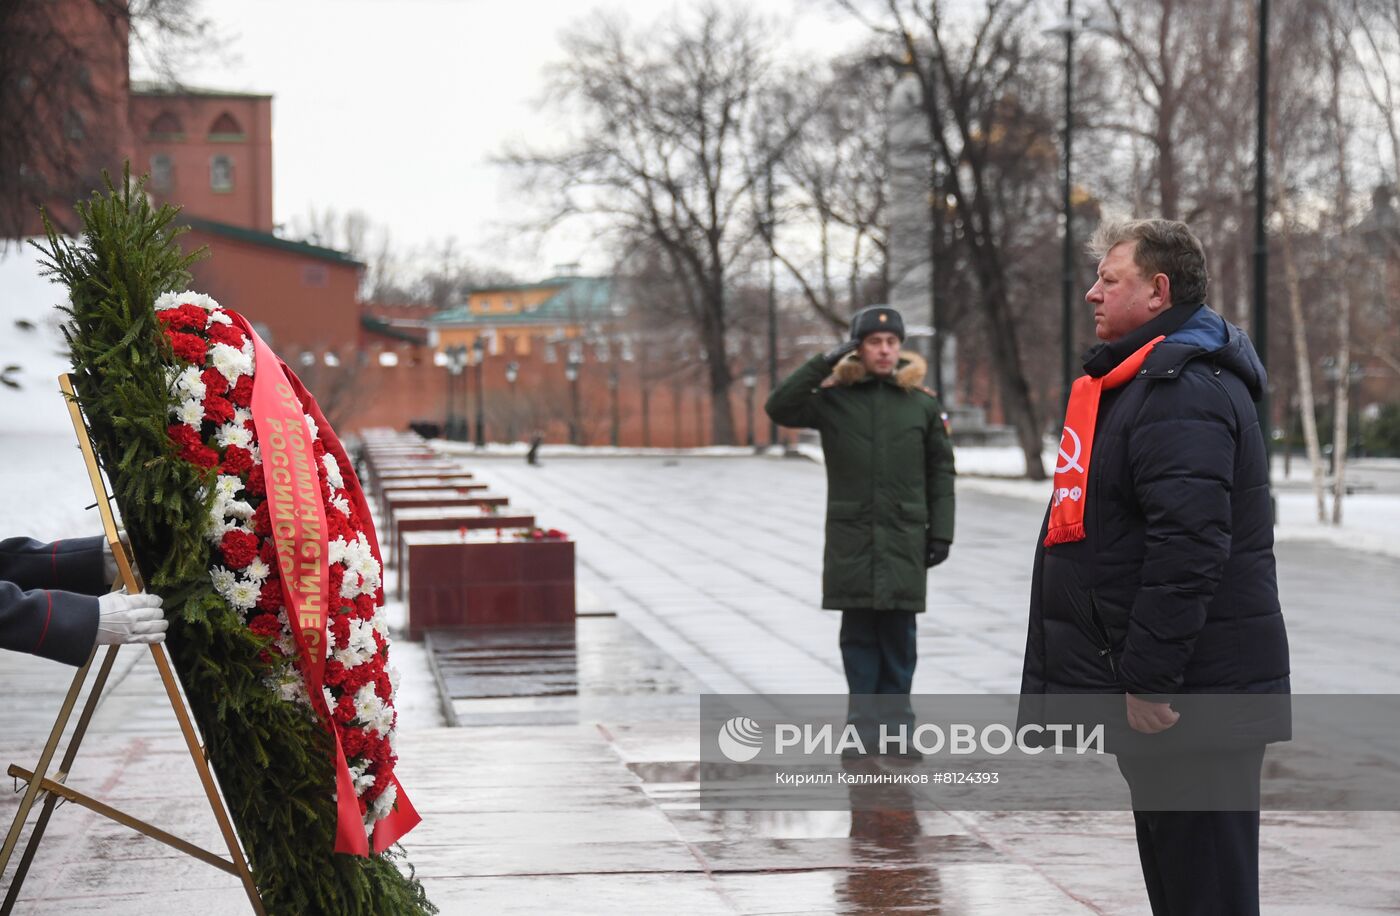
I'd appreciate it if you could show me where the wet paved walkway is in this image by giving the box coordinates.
[5,444,1400,913]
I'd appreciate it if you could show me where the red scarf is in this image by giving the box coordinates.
[1044,335,1164,548]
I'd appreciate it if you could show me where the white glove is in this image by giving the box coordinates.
[96,591,168,646]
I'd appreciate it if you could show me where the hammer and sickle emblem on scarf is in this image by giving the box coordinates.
[1056,426,1084,474]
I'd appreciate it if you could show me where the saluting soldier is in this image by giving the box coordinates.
[766,306,955,757]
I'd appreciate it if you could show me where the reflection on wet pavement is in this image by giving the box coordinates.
[427,618,706,726]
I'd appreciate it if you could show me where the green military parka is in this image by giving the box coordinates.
[765,351,955,612]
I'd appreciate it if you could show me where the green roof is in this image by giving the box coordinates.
[132,81,273,100]
[431,276,619,326]
[180,217,364,267]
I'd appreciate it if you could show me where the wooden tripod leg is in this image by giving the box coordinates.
[0,645,119,914]
[149,644,265,916]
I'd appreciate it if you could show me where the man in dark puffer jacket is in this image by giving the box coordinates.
[1020,219,1289,916]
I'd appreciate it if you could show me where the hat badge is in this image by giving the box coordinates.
[878,313,888,323]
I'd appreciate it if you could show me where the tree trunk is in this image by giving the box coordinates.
[1278,226,1328,522]
[976,259,1046,480]
[1330,276,1350,525]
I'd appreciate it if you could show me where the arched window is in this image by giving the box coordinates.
[150,154,173,191]
[208,112,244,139]
[210,155,233,192]
[149,111,183,138]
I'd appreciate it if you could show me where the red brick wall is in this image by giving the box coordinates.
[181,227,361,350]
[130,93,274,232]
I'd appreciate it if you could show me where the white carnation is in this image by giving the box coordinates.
[369,780,397,822]
[154,290,221,312]
[224,499,254,520]
[214,423,253,450]
[206,309,233,326]
[322,453,344,489]
[211,342,253,383]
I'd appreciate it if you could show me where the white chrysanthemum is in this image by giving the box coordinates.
[276,677,310,707]
[387,664,400,695]
[322,453,344,489]
[228,578,259,611]
[323,686,337,711]
[177,399,204,428]
[204,516,239,545]
[372,615,390,639]
[154,290,221,312]
[211,342,253,383]
[214,474,242,502]
[165,364,206,401]
[206,309,233,326]
[215,423,253,450]
[244,556,271,582]
[328,537,350,566]
[232,407,253,428]
[210,565,236,597]
[303,412,319,441]
[329,494,351,518]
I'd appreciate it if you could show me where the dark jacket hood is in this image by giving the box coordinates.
[1083,303,1267,401]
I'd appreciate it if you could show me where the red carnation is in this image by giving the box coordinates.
[167,424,200,451]
[331,612,351,646]
[222,445,253,476]
[165,329,208,364]
[257,576,284,611]
[203,394,235,425]
[201,367,229,396]
[251,500,271,536]
[219,528,260,569]
[207,322,248,348]
[248,613,282,640]
[156,304,206,331]
[258,538,278,568]
[178,440,220,469]
[353,595,376,620]
[325,659,348,687]
[334,694,358,724]
[327,564,344,600]
[247,464,266,497]
[313,437,327,460]
[229,375,254,407]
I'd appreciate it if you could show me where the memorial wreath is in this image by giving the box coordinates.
[36,171,436,915]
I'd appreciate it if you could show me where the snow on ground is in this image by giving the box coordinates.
[0,241,76,436]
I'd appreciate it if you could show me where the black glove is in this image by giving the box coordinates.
[822,339,859,367]
[925,538,950,568]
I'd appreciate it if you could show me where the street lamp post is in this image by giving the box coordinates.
[564,358,581,446]
[1045,2,1110,412]
[505,361,519,443]
[444,345,467,440]
[608,370,620,447]
[473,337,486,448]
[743,368,757,449]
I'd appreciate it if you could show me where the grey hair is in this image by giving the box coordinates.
[1087,218,1209,308]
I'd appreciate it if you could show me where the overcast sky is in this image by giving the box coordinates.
[153,0,863,278]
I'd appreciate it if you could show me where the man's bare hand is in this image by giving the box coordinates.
[1125,692,1180,734]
